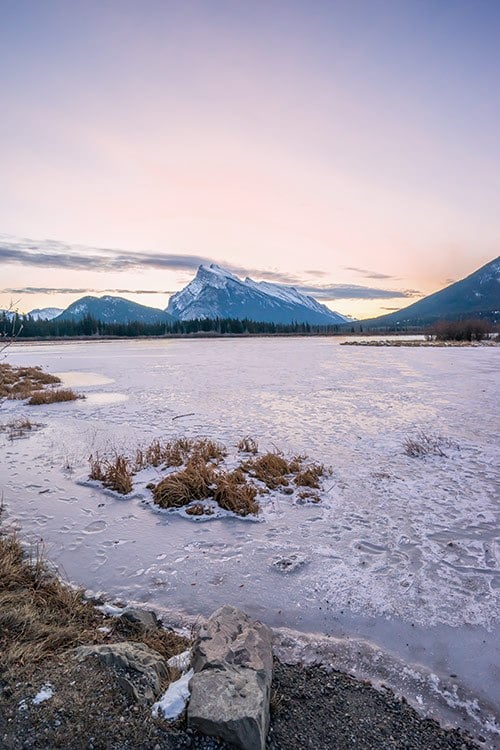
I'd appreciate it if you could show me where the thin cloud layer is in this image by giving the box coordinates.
[0,235,418,301]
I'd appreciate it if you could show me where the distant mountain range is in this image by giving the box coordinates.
[6,256,498,329]
[166,264,348,325]
[56,296,173,325]
[27,307,63,321]
[362,256,500,328]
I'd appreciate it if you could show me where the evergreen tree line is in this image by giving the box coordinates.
[0,312,348,339]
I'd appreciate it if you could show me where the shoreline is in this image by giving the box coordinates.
[0,524,482,749]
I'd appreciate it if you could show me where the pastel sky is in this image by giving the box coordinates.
[1,0,499,318]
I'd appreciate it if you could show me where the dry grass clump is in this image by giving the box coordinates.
[28,388,83,405]
[404,432,459,458]
[0,363,61,400]
[152,462,259,517]
[0,533,99,671]
[0,525,188,675]
[213,469,259,516]
[89,454,133,494]
[242,452,295,489]
[152,459,215,509]
[134,437,225,472]
[0,417,43,440]
[91,436,327,516]
[238,436,259,454]
[294,462,325,488]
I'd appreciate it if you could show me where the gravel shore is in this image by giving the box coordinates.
[0,655,480,750]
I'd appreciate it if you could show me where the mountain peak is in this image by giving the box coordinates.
[167,265,348,324]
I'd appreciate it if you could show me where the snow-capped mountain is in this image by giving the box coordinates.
[166,265,348,325]
[363,256,500,327]
[27,307,63,321]
[56,296,173,325]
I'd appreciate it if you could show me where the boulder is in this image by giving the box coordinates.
[188,605,273,750]
[73,642,166,703]
[120,607,160,630]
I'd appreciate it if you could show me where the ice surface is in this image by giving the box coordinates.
[1,337,499,746]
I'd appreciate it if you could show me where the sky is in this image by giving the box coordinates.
[0,0,499,318]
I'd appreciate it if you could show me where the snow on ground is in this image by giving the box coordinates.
[0,337,498,746]
[152,669,194,720]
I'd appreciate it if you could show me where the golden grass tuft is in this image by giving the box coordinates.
[152,459,215,508]
[28,388,83,405]
[242,452,294,489]
[0,363,62,400]
[294,462,325,488]
[89,454,133,494]
[0,533,99,671]
[133,437,225,472]
[212,469,259,516]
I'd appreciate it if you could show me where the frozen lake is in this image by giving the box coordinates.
[1,338,499,746]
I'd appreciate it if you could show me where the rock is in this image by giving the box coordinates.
[120,607,160,630]
[73,642,167,703]
[188,605,273,750]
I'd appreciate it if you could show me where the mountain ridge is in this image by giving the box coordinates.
[166,264,348,325]
[361,256,500,327]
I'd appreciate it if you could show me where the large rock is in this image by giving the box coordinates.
[120,607,160,630]
[73,642,167,703]
[188,605,273,750]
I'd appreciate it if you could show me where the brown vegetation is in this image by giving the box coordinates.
[294,462,325,488]
[404,432,459,458]
[91,437,328,516]
[152,459,215,509]
[134,437,225,472]
[213,469,259,516]
[89,453,134,494]
[242,452,309,489]
[0,417,43,440]
[0,521,187,676]
[28,388,83,405]
[0,363,61,400]
[428,318,492,342]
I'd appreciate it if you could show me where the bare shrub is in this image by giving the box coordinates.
[428,318,491,342]
[238,436,258,454]
[28,388,83,405]
[0,418,43,440]
[404,432,459,458]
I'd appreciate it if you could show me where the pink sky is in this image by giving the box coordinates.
[1,1,498,318]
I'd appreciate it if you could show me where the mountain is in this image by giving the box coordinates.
[27,307,63,321]
[362,256,500,328]
[56,296,173,325]
[166,265,348,325]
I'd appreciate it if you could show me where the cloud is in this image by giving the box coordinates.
[296,285,420,300]
[3,287,172,295]
[0,234,419,301]
[343,266,397,280]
